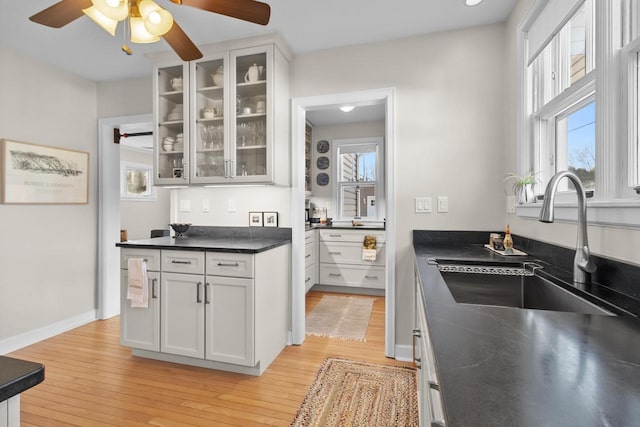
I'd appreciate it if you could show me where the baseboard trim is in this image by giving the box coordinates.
[395,344,413,362]
[0,310,97,355]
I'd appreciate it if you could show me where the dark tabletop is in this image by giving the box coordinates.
[414,243,640,427]
[0,356,44,402]
[116,235,290,253]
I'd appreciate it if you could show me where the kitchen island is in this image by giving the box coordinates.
[0,356,44,426]
[117,226,291,376]
[413,230,640,426]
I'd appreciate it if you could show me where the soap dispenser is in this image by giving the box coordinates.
[503,224,513,254]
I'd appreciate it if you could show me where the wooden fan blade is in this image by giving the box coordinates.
[29,0,93,28]
[163,22,203,61]
[172,0,271,26]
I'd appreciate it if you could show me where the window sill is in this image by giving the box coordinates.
[516,199,640,228]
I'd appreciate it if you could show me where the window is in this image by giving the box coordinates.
[121,162,156,200]
[333,137,384,221]
[518,0,640,226]
[527,0,596,193]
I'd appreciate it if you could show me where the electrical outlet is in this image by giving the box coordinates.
[415,197,432,213]
[506,195,516,213]
[437,196,449,213]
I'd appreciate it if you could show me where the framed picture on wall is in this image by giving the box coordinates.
[263,211,278,227]
[1,139,89,204]
[249,211,263,227]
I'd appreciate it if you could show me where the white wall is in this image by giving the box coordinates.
[504,0,640,266]
[120,148,170,240]
[291,25,508,346]
[0,45,98,344]
[97,76,152,118]
[308,121,385,218]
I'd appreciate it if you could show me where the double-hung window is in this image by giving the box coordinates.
[518,0,640,226]
[527,0,596,193]
[333,137,384,221]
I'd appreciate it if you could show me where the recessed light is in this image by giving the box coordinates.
[464,0,482,6]
[339,105,355,112]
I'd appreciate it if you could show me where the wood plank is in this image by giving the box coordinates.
[9,291,411,425]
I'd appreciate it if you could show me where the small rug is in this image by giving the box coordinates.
[306,295,374,341]
[291,358,419,427]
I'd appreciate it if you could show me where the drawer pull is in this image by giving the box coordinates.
[171,260,192,265]
[305,277,311,283]
[217,262,240,267]
[328,273,341,277]
[365,275,379,280]
[329,234,342,238]
[196,282,202,303]
[329,251,342,255]
[305,254,312,258]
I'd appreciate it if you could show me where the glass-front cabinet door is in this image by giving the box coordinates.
[154,62,189,185]
[230,45,273,183]
[190,54,228,184]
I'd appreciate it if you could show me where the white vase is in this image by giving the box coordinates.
[517,184,535,204]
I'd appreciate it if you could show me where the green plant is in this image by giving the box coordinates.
[504,172,540,201]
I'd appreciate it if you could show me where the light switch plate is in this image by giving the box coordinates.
[415,197,432,213]
[202,199,210,212]
[437,196,449,213]
[179,199,191,212]
[506,195,516,213]
[228,199,236,213]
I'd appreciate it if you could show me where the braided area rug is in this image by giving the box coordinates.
[291,358,419,427]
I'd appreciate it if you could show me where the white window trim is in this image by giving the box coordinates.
[517,0,640,228]
[120,161,157,201]
[331,136,385,223]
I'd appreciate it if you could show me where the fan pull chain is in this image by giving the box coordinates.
[121,14,132,55]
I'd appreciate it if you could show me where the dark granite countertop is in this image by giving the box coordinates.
[117,226,291,254]
[117,235,290,253]
[414,234,640,426]
[0,356,44,402]
[308,223,385,230]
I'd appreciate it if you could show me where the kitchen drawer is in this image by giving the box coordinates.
[121,248,161,271]
[320,242,385,266]
[161,250,205,275]
[319,229,386,244]
[305,242,314,269]
[305,265,314,293]
[305,229,316,244]
[205,252,254,278]
[319,264,385,289]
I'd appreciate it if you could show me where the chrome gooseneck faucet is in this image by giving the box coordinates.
[539,170,596,284]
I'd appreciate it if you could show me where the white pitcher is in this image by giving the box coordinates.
[244,64,259,82]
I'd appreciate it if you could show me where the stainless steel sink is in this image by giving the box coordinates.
[435,261,614,316]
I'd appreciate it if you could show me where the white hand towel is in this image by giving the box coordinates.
[127,258,149,308]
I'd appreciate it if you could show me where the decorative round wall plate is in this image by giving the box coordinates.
[316,156,329,169]
[317,140,329,153]
[316,172,329,186]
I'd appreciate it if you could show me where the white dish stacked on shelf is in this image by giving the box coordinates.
[167,104,183,121]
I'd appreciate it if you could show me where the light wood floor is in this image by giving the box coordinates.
[9,291,410,426]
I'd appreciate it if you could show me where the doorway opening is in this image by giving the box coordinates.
[291,88,396,357]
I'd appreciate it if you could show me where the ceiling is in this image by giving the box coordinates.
[0,0,517,82]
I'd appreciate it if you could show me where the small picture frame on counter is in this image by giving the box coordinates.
[249,211,263,227]
[263,211,278,227]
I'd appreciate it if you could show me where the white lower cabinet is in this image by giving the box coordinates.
[0,395,19,427]
[414,267,446,426]
[318,229,385,290]
[120,244,288,375]
[205,276,254,365]
[160,272,205,358]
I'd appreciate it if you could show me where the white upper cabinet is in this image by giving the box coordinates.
[152,36,290,186]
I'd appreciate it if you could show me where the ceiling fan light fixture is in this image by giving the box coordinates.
[130,16,161,43]
[91,0,129,21]
[139,0,174,36]
[82,6,118,36]
[340,105,355,112]
[464,0,483,6]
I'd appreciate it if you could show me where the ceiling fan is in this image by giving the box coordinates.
[29,0,271,61]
